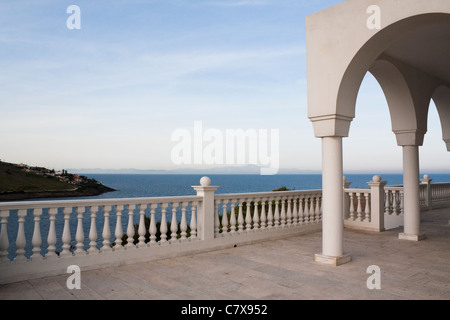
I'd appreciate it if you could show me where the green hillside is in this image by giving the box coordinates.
[0,160,115,201]
[0,161,75,193]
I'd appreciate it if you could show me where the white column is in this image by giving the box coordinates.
[399,146,426,241]
[315,137,351,265]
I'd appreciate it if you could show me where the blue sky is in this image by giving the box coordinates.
[0,0,448,174]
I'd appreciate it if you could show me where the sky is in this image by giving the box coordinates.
[0,0,448,174]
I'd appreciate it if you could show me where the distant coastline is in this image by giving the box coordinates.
[0,161,115,202]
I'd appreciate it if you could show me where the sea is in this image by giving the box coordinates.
[5,173,450,259]
[37,173,450,201]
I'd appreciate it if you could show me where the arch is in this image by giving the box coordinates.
[306,0,450,138]
[336,13,449,130]
[432,86,450,151]
[368,59,420,144]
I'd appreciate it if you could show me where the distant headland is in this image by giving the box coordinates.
[0,160,116,202]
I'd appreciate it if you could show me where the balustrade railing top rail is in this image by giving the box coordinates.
[0,195,202,211]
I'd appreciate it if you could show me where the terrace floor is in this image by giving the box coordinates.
[0,207,449,300]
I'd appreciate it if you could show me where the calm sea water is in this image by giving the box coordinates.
[6,173,450,259]
[60,173,450,200]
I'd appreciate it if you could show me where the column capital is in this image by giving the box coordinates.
[394,130,425,146]
[309,114,353,138]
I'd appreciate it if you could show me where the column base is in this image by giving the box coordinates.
[314,253,352,266]
[398,233,426,241]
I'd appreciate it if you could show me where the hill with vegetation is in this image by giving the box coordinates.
[0,161,115,201]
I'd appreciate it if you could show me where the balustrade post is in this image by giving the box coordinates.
[367,175,387,232]
[192,177,219,241]
[0,210,10,262]
[159,203,168,244]
[114,205,124,250]
[61,207,72,256]
[47,208,58,258]
[420,174,432,210]
[15,209,28,262]
[88,206,99,254]
[343,176,351,220]
[149,203,157,245]
[190,201,198,240]
[102,205,113,252]
[31,209,43,260]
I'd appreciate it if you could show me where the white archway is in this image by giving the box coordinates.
[305,0,450,265]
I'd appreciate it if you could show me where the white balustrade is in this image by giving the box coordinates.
[214,190,323,236]
[344,189,372,226]
[7,175,447,285]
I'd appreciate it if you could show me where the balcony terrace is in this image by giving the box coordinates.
[0,176,449,300]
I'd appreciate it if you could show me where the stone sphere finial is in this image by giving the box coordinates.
[373,175,382,182]
[200,176,211,187]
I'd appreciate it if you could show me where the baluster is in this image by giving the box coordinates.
[47,207,58,258]
[160,203,169,244]
[310,197,317,222]
[114,205,124,250]
[190,201,198,240]
[0,210,10,262]
[237,200,244,232]
[292,197,298,225]
[149,203,157,245]
[260,199,267,230]
[214,201,220,235]
[364,193,371,222]
[253,199,260,231]
[319,196,323,220]
[229,200,237,234]
[267,198,274,229]
[384,190,391,215]
[400,191,405,215]
[221,200,229,234]
[75,206,85,255]
[61,207,72,256]
[274,198,280,228]
[170,202,179,242]
[315,196,321,222]
[280,198,286,227]
[15,209,27,261]
[392,191,399,215]
[31,208,42,260]
[245,200,252,232]
[286,198,292,226]
[137,204,147,247]
[304,196,310,223]
[88,206,99,254]
[349,193,355,220]
[102,205,113,252]
[126,204,136,248]
[180,202,188,241]
[356,193,363,221]
[298,197,305,224]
